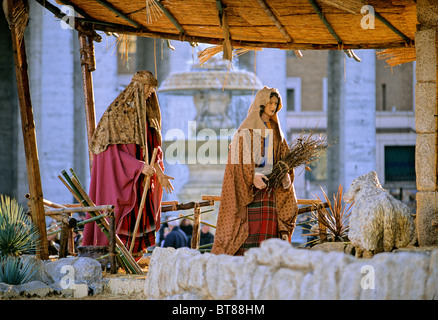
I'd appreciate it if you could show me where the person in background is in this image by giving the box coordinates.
[199,222,214,249]
[162,218,188,249]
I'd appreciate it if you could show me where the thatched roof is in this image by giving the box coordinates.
[49,0,415,50]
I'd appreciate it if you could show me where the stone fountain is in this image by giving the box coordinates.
[158,51,263,224]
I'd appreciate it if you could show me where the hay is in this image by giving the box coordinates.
[266,129,328,190]
[56,0,416,50]
[376,47,416,67]
[318,0,366,14]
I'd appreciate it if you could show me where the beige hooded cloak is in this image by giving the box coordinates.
[211,86,299,255]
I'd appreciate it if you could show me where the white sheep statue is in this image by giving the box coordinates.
[343,171,416,258]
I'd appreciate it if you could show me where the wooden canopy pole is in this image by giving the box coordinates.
[77,23,101,170]
[7,0,48,259]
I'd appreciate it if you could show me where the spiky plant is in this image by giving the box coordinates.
[307,184,354,243]
[0,255,38,285]
[0,194,40,285]
[0,194,40,257]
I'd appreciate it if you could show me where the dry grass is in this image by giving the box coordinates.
[267,129,328,189]
[304,184,354,246]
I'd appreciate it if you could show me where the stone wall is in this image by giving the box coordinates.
[144,239,438,300]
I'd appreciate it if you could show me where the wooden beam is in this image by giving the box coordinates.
[94,0,143,28]
[153,0,185,34]
[77,23,99,170]
[256,0,302,57]
[215,1,232,60]
[374,11,412,45]
[7,0,49,260]
[256,0,292,43]
[307,0,343,46]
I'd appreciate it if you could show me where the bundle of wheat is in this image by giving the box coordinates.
[266,129,328,189]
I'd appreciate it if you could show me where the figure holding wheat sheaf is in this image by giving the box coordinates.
[212,86,326,256]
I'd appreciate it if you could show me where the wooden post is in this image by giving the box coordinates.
[108,211,117,274]
[8,0,48,260]
[77,23,100,170]
[59,223,70,258]
[191,203,201,249]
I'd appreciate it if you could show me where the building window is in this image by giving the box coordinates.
[286,77,301,112]
[384,146,415,182]
[287,89,295,112]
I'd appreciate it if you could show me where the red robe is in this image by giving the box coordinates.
[82,125,163,255]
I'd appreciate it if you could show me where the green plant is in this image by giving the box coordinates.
[0,194,40,257]
[0,194,40,285]
[0,255,38,285]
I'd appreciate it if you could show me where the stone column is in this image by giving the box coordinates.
[327,50,376,198]
[0,16,18,199]
[415,0,438,246]
[23,2,76,204]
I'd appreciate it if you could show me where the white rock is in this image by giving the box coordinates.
[73,283,89,298]
[344,171,416,255]
[271,268,304,300]
[426,249,438,299]
[206,254,243,300]
[17,280,51,297]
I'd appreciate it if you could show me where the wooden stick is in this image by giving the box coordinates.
[65,174,143,274]
[191,204,201,250]
[256,0,292,43]
[78,25,97,171]
[108,211,117,274]
[161,200,215,212]
[9,0,48,259]
[201,195,322,206]
[94,0,142,28]
[298,203,329,215]
[129,147,158,254]
[182,215,216,229]
[154,0,185,34]
[45,205,115,215]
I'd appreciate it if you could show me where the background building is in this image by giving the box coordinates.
[0,2,416,246]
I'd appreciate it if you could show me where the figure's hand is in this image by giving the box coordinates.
[253,172,268,189]
[281,173,291,189]
[157,173,175,194]
[141,163,156,176]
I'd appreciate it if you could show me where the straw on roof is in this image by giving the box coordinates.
[49,0,416,51]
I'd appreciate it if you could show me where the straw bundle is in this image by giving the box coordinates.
[197,44,262,65]
[376,48,416,67]
[267,129,328,189]
[144,0,163,24]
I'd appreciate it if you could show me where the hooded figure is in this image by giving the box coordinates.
[211,86,298,256]
[82,71,173,258]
